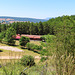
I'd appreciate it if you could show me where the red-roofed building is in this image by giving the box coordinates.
[15,34,41,40]
[15,34,21,39]
[21,34,41,40]
[33,36,41,40]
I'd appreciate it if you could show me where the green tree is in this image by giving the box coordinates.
[1,24,6,32]
[0,23,1,32]
[19,36,30,47]
[0,31,6,42]
[4,27,16,45]
[39,21,44,35]
[20,55,35,67]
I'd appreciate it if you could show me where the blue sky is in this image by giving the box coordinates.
[0,0,75,19]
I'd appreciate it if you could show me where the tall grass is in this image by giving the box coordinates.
[0,37,74,75]
[0,49,24,75]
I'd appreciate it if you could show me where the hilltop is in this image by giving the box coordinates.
[0,16,47,24]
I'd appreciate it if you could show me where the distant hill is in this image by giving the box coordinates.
[45,17,54,20]
[0,16,47,24]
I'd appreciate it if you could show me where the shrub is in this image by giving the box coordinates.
[37,45,43,50]
[26,43,43,51]
[19,36,30,47]
[32,45,43,50]
[26,43,34,50]
[40,49,48,55]
[0,31,6,43]
[32,45,38,50]
[40,35,56,42]
[20,55,35,67]
[2,38,15,45]
[40,36,46,42]
[40,57,48,62]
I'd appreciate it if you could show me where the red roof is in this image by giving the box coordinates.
[15,34,21,39]
[21,34,41,39]
[33,36,40,39]
[15,34,41,40]
[16,36,21,39]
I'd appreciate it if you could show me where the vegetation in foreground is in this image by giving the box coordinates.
[0,15,75,75]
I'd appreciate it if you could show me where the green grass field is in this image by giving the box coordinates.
[0,40,41,65]
[15,40,41,46]
[0,40,41,56]
[0,40,51,75]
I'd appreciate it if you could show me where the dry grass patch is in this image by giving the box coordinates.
[15,40,41,45]
[30,40,41,45]
[0,49,40,57]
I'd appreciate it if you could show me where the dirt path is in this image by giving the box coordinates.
[0,46,23,52]
[0,56,41,59]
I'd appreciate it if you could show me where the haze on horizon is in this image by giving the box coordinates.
[0,0,75,19]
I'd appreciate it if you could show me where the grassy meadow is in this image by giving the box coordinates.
[0,15,75,75]
[0,40,42,75]
[0,40,40,56]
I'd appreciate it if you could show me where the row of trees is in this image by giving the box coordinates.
[0,15,75,35]
[0,21,50,35]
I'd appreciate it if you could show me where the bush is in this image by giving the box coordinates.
[40,35,56,42]
[20,55,35,67]
[19,36,30,47]
[37,45,43,50]
[0,31,6,43]
[40,36,46,42]
[2,38,15,45]
[32,45,38,50]
[32,45,43,50]
[26,43,43,50]
[40,57,48,62]
[40,49,48,55]
[26,43,34,50]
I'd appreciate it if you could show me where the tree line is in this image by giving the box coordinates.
[0,15,75,36]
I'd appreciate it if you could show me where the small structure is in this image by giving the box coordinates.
[15,34,41,40]
[15,34,21,40]
[21,34,41,40]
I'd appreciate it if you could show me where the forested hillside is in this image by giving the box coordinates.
[0,15,75,35]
